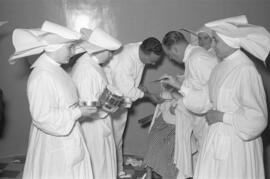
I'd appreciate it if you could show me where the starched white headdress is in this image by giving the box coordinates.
[205,15,270,62]
[9,20,122,64]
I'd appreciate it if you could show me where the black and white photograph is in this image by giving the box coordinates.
[0,0,270,178]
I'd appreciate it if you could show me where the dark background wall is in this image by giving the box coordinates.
[0,0,270,176]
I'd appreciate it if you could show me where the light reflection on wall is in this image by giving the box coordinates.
[62,0,117,37]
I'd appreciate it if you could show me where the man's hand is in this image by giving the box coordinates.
[169,104,178,115]
[205,110,224,125]
[160,74,182,90]
[120,97,132,108]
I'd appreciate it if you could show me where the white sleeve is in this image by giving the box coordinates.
[28,73,81,136]
[180,55,214,114]
[223,66,268,141]
[181,86,212,114]
[113,61,144,101]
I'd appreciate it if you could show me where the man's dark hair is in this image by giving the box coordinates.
[140,37,163,56]
[162,31,188,49]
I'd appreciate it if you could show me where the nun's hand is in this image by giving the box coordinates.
[79,105,98,118]
[205,109,224,125]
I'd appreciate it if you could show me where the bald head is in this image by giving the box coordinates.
[162,31,188,49]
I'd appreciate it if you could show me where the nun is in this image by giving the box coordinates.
[196,26,216,57]
[71,28,122,179]
[194,15,269,179]
[9,21,100,179]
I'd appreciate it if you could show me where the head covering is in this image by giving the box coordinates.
[9,21,122,64]
[197,26,213,38]
[205,15,270,63]
[0,21,8,27]
[9,28,76,64]
[80,28,122,52]
[189,26,214,47]
[42,21,121,53]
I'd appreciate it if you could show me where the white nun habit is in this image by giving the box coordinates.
[71,28,122,179]
[194,15,269,179]
[9,21,97,179]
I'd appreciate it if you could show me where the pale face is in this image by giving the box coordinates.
[94,50,113,64]
[198,32,212,50]
[212,32,234,59]
[142,52,161,65]
[162,44,184,64]
[53,43,76,64]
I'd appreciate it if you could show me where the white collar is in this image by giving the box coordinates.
[224,49,241,62]
[44,54,61,66]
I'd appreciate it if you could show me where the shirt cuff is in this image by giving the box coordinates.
[137,90,144,99]
[179,85,190,97]
[72,107,82,120]
[223,113,233,125]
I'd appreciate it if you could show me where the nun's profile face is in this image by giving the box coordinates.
[212,32,233,59]
[53,43,75,64]
[198,32,212,50]
[94,50,113,64]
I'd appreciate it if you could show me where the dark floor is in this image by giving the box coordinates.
[0,154,146,179]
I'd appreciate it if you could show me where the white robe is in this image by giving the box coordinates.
[23,54,93,179]
[104,42,145,172]
[194,50,267,179]
[105,42,145,102]
[175,45,218,179]
[71,53,117,179]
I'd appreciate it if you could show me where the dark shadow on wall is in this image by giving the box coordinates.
[241,48,270,179]
[0,89,6,138]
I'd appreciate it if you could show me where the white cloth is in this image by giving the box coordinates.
[104,42,145,172]
[208,48,216,57]
[205,15,248,27]
[10,21,121,64]
[180,45,218,114]
[205,15,270,63]
[174,45,218,178]
[194,50,267,179]
[71,53,117,179]
[149,93,176,132]
[106,42,145,101]
[174,99,195,179]
[23,54,93,179]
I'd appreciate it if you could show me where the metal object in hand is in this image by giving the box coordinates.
[98,87,124,113]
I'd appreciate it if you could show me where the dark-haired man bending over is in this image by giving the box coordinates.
[104,37,163,178]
